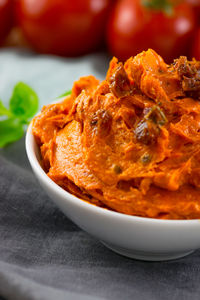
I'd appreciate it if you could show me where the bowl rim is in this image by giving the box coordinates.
[25,100,200,225]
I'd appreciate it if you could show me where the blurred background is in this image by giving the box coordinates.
[1,0,200,63]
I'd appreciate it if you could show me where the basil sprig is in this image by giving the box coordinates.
[0,84,72,148]
[56,90,72,98]
[0,82,39,148]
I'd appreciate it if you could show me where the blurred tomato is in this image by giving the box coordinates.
[107,0,196,63]
[191,27,200,60]
[0,0,13,45]
[185,0,200,24]
[16,0,111,56]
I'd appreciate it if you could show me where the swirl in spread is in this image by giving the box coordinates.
[32,49,200,219]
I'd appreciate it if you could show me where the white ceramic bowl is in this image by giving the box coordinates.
[26,120,200,261]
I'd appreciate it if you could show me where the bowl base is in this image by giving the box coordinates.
[102,241,194,261]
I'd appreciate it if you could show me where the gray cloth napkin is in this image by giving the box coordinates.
[0,50,200,300]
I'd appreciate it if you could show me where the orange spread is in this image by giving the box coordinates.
[32,49,200,219]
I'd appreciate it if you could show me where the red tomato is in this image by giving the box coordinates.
[0,0,13,45]
[16,0,111,56]
[191,27,200,60]
[185,0,200,24]
[107,0,196,63]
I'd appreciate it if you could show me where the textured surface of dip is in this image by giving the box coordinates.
[32,49,200,219]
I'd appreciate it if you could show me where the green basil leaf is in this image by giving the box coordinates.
[56,90,71,99]
[0,118,24,148]
[9,82,39,120]
[0,100,11,117]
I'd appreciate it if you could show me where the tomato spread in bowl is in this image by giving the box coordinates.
[32,49,200,220]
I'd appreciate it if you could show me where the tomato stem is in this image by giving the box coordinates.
[142,0,178,15]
